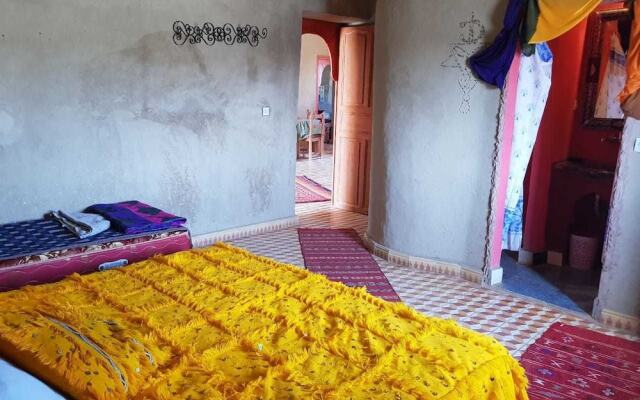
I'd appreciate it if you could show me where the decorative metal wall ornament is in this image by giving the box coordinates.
[441,13,487,114]
[172,21,267,47]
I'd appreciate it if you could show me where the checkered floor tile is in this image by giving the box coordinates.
[228,152,638,359]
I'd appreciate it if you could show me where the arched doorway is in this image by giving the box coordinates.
[294,18,375,217]
[294,33,335,204]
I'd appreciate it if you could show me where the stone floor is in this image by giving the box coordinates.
[500,251,601,315]
[230,149,637,359]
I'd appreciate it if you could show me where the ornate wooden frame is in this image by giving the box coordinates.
[580,7,631,130]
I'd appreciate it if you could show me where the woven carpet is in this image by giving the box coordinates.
[298,228,401,302]
[521,322,640,399]
[295,175,331,203]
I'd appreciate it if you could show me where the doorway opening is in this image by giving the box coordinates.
[496,2,629,316]
[295,33,335,206]
[294,16,374,216]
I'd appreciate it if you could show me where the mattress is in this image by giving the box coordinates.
[0,244,528,399]
[0,227,191,291]
[0,218,185,261]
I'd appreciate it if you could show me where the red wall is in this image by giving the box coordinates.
[302,18,341,81]
[569,128,621,168]
[523,27,581,252]
[523,10,622,252]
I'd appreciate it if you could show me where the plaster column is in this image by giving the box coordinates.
[368,0,506,272]
[594,117,640,331]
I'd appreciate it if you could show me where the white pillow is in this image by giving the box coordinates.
[0,359,64,400]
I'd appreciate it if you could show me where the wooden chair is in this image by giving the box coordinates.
[297,111,325,159]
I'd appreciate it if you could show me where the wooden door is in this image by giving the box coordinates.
[333,25,374,214]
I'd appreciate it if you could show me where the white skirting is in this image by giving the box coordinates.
[191,216,298,248]
[362,232,484,284]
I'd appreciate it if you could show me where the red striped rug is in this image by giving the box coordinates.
[521,322,640,399]
[297,228,401,302]
[295,176,331,203]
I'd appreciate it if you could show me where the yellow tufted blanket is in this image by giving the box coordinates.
[0,244,528,399]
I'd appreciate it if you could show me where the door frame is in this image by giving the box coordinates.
[332,25,374,215]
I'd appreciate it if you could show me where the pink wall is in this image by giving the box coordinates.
[490,51,521,269]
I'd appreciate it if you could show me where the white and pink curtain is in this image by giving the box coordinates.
[502,43,553,251]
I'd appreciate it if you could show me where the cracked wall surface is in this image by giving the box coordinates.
[0,0,331,235]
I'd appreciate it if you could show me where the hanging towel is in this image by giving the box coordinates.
[528,0,602,44]
[296,120,310,140]
[503,43,553,251]
[45,211,111,239]
[468,0,526,89]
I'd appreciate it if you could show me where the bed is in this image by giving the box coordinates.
[0,218,191,291]
[0,244,529,399]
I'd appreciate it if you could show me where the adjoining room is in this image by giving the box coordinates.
[498,1,629,316]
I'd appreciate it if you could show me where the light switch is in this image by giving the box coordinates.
[262,106,270,117]
[635,138,640,153]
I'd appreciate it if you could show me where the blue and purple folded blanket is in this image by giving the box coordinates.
[85,201,186,234]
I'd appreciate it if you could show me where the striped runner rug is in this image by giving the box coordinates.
[521,322,640,399]
[295,176,331,203]
[297,228,401,302]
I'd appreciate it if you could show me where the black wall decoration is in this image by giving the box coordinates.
[441,13,486,114]
[173,21,267,47]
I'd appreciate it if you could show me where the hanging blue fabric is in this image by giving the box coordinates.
[468,0,526,89]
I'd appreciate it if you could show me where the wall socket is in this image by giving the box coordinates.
[262,106,270,117]
[635,138,640,153]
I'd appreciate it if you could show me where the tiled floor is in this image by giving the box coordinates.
[231,151,638,360]
[295,144,334,190]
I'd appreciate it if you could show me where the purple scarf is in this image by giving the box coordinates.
[469,0,526,89]
[86,201,186,234]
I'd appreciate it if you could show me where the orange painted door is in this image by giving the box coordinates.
[333,25,374,214]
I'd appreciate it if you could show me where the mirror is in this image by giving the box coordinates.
[318,65,333,118]
[581,6,632,129]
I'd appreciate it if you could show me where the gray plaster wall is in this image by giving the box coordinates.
[0,0,326,235]
[368,0,507,270]
[595,118,640,319]
[326,0,376,21]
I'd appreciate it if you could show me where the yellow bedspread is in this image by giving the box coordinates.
[0,244,528,399]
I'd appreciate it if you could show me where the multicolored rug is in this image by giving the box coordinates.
[521,322,640,399]
[295,176,331,203]
[297,228,401,302]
